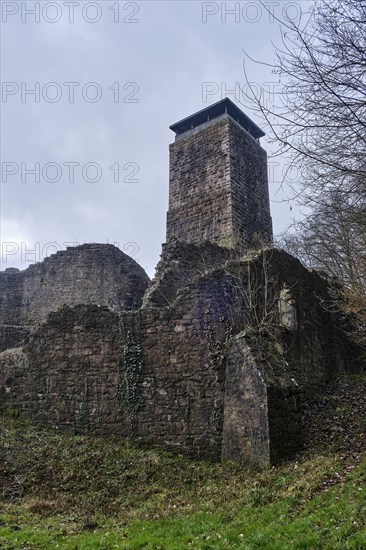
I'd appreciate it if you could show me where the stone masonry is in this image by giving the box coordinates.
[0,244,362,467]
[0,99,363,468]
[0,243,149,351]
[167,98,273,250]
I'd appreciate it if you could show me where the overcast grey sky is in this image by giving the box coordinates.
[1,0,309,276]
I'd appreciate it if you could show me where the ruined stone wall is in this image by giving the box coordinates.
[0,326,30,353]
[0,307,124,433]
[166,116,272,250]
[143,240,235,308]
[265,250,358,386]
[0,244,149,351]
[0,242,246,460]
[135,300,228,459]
[222,336,270,469]
[0,269,24,326]
[0,243,362,466]
[221,248,362,466]
[0,275,236,460]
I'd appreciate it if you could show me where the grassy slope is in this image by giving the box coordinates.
[1,375,366,549]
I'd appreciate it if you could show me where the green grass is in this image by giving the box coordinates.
[1,462,366,549]
[1,394,366,549]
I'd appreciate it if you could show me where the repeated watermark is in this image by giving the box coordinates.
[201,80,316,144]
[201,1,303,24]
[202,81,282,110]
[1,81,140,104]
[1,240,140,265]
[1,159,302,186]
[1,2,140,24]
[1,161,140,184]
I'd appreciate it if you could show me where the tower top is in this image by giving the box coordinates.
[169,97,265,140]
[167,99,272,250]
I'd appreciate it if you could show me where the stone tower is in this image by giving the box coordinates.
[166,98,273,250]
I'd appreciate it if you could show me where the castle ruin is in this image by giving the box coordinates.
[0,98,363,468]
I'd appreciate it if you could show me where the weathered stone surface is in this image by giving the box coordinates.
[0,101,364,468]
[166,115,273,250]
[1,244,362,466]
[0,306,124,433]
[0,347,27,396]
[222,335,270,469]
[143,239,235,308]
[0,326,30,353]
[0,244,150,350]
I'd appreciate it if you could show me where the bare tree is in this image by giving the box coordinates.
[243,0,366,205]
[243,0,366,349]
[278,197,366,290]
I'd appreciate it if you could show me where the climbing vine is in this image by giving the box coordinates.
[204,310,232,373]
[203,310,231,447]
[211,405,224,435]
[117,312,144,435]
[77,378,90,434]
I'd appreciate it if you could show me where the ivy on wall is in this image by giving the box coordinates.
[117,313,144,435]
[76,378,90,435]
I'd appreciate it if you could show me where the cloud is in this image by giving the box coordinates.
[1,1,299,275]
